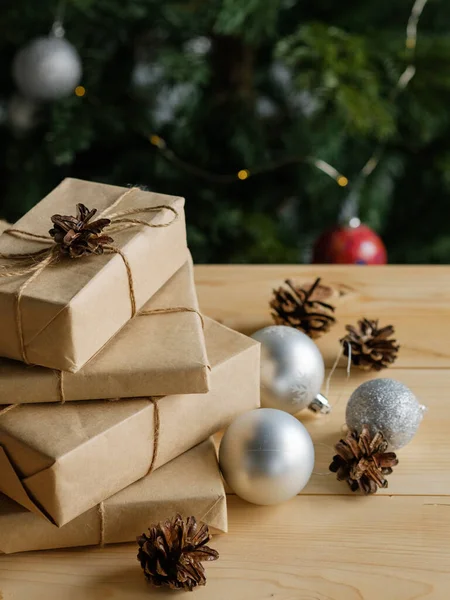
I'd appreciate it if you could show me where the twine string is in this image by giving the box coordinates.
[0,247,56,277]
[99,186,136,216]
[139,306,205,329]
[56,370,65,404]
[97,396,159,549]
[98,502,106,548]
[104,246,137,317]
[0,188,179,363]
[15,248,59,363]
[147,397,160,475]
[106,205,179,229]
[3,229,52,243]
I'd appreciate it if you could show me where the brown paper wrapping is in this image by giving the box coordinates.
[0,259,209,402]
[0,318,260,527]
[0,438,227,554]
[0,178,188,372]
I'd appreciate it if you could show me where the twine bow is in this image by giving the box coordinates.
[0,187,179,364]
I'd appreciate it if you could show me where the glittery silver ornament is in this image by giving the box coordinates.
[346,378,426,450]
[13,35,82,101]
[251,325,326,414]
[219,408,315,505]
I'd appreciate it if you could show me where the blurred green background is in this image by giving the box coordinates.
[1,0,449,263]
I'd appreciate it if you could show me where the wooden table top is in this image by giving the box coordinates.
[1,265,449,600]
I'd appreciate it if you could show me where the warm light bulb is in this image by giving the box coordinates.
[149,134,166,148]
[237,169,250,180]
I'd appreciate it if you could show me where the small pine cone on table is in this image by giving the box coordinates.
[137,514,219,591]
[270,277,336,339]
[329,425,399,494]
[340,318,399,371]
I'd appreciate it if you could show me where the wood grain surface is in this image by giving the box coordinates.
[1,265,449,600]
[195,265,450,368]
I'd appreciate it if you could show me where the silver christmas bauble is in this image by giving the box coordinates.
[346,378,426,450]
[251,326,325,414]
[13,36,82,101]
[219,408,315,505]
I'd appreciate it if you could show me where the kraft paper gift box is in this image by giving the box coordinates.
[0,438,227,554]
[0,318,260,527]
[0,259,210,402]
[0,178,187,372]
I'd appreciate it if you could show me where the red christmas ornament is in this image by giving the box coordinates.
[313,220,387,265]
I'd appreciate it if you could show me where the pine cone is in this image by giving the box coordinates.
[270,277,336,338]
[329,425,399,494]
[49,203,113,258]
[137,514,219,591]
[341,318,399,371]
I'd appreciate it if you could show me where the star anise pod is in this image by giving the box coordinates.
[137,514,219,591]
[49,203,113,258]
[270,277,336,338]
[340,318,399,371]
[329,425,399,494]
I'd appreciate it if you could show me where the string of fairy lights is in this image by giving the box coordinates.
[148,134,349,187]
[147,0,429,195]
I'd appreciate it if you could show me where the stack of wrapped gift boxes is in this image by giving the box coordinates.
[0,178,260,554]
